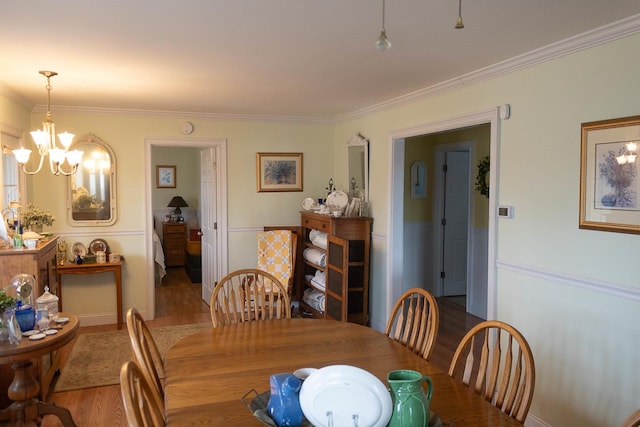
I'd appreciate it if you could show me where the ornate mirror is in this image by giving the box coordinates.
[67,134,117,226]
[347,133,369,202]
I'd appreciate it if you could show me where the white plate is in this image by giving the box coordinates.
[72,242,87,257]
[55,317,69,324]
[45,329,58,335]
[22,329,40,337]
[29,333,46,340]
[325,191,348,210]
[299,365,392,427]
[302,197,316,211]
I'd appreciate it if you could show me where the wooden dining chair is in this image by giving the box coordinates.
[384,287,439,361]
[209,269,291,327]
[125,308,164,409]
[621,409,640,427]
[120,360,165,427]
[448,320,535,423]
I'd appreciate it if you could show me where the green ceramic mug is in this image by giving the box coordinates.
[387,369,433,427]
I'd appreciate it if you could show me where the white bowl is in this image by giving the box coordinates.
[24,239,38,249]
[332,210,342,217]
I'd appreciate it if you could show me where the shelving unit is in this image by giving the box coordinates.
[299,211,372,325]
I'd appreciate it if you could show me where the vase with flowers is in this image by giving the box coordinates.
[21,203,55,233]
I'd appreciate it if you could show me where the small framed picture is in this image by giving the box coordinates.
[156,165,176,188]
[580,115,640,234]
[256,153,303,192]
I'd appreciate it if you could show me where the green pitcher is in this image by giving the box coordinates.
[387,369,433,427]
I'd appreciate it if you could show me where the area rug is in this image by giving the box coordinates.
[54,322,211,392]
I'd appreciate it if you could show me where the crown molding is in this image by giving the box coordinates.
[31,104,336,124]
[338,13,640,122]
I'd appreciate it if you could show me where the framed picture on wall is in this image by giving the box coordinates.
[579,115,640,234]
[156,165,176,188]
[256,152,303,192]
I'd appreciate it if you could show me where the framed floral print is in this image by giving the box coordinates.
[256,153,303,192]
[580,115,640,234]
[156,165,176,188]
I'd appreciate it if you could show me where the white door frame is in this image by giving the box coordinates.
[144,137,228,320]
[387,108,499,321]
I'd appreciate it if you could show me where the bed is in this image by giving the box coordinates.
[153,228,166,282]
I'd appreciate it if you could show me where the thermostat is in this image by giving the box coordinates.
[180,121,194,135]
[497,205,514,218]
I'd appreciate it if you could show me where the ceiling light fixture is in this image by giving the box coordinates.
[455,0,464,29]
[375,0,391,50]
[13,71,83,176]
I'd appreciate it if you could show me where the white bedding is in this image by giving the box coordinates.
[153,229,166,279]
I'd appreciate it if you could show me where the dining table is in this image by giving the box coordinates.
[164,318,524,426]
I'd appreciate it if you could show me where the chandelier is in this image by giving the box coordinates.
[13,71,83,176]
[616,141,638,165]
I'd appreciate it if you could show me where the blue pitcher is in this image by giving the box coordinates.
[387,369,433,427]
[267,373,304,427]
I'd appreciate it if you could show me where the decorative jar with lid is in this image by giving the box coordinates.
[36,286,59,320]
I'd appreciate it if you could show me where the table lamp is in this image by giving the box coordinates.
[167,196,188,215]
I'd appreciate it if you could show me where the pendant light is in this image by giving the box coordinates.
[375,0,391,50]
[13,71,83,176]
[455,0,464,29]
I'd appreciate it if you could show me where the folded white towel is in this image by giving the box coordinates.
[309,229,328,249]
[303,288,325,313]
[303,248,326,267]
[311,270,326,288]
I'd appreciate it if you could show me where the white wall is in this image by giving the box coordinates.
[334,32,640,426]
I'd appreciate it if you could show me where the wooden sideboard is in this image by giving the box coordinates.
[163,222,187,267]
[0,236,59,300]
[299,212,372,325]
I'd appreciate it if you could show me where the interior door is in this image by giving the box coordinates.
[200,147,217,304]
[442,151,470,296]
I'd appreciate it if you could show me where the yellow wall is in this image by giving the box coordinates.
[1,30,640,426]
[332,33,640,426]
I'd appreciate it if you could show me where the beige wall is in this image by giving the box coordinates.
[2,30,640,426]
[333,33,640,426]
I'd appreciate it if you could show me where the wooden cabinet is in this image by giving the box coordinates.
[299,212,372,325]
[0,236,59,302]
[163,222,187,267]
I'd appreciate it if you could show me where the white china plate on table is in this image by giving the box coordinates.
[45,329,58,335]
[72,242,87,257]
[22,330,39,337]
[325,191,348,210]
[55,317,69,324]
[302,197,316,211]
[29,333,46,341]
[299,365,392,427]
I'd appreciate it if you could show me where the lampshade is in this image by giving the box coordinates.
[167,196,188,214]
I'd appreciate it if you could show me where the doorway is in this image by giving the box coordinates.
[144,137,228,320]
[387,109,499,323]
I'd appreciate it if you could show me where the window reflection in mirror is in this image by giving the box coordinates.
[347,133,369,202]
[68,134,117,226]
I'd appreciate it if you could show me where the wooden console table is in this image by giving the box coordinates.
[56,261,123,329]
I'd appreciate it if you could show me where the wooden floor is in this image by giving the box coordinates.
[9,268,482,427]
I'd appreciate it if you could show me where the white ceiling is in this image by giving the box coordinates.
[1,1,640,120]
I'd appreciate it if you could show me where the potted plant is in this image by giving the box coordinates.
[21,203,55,233]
